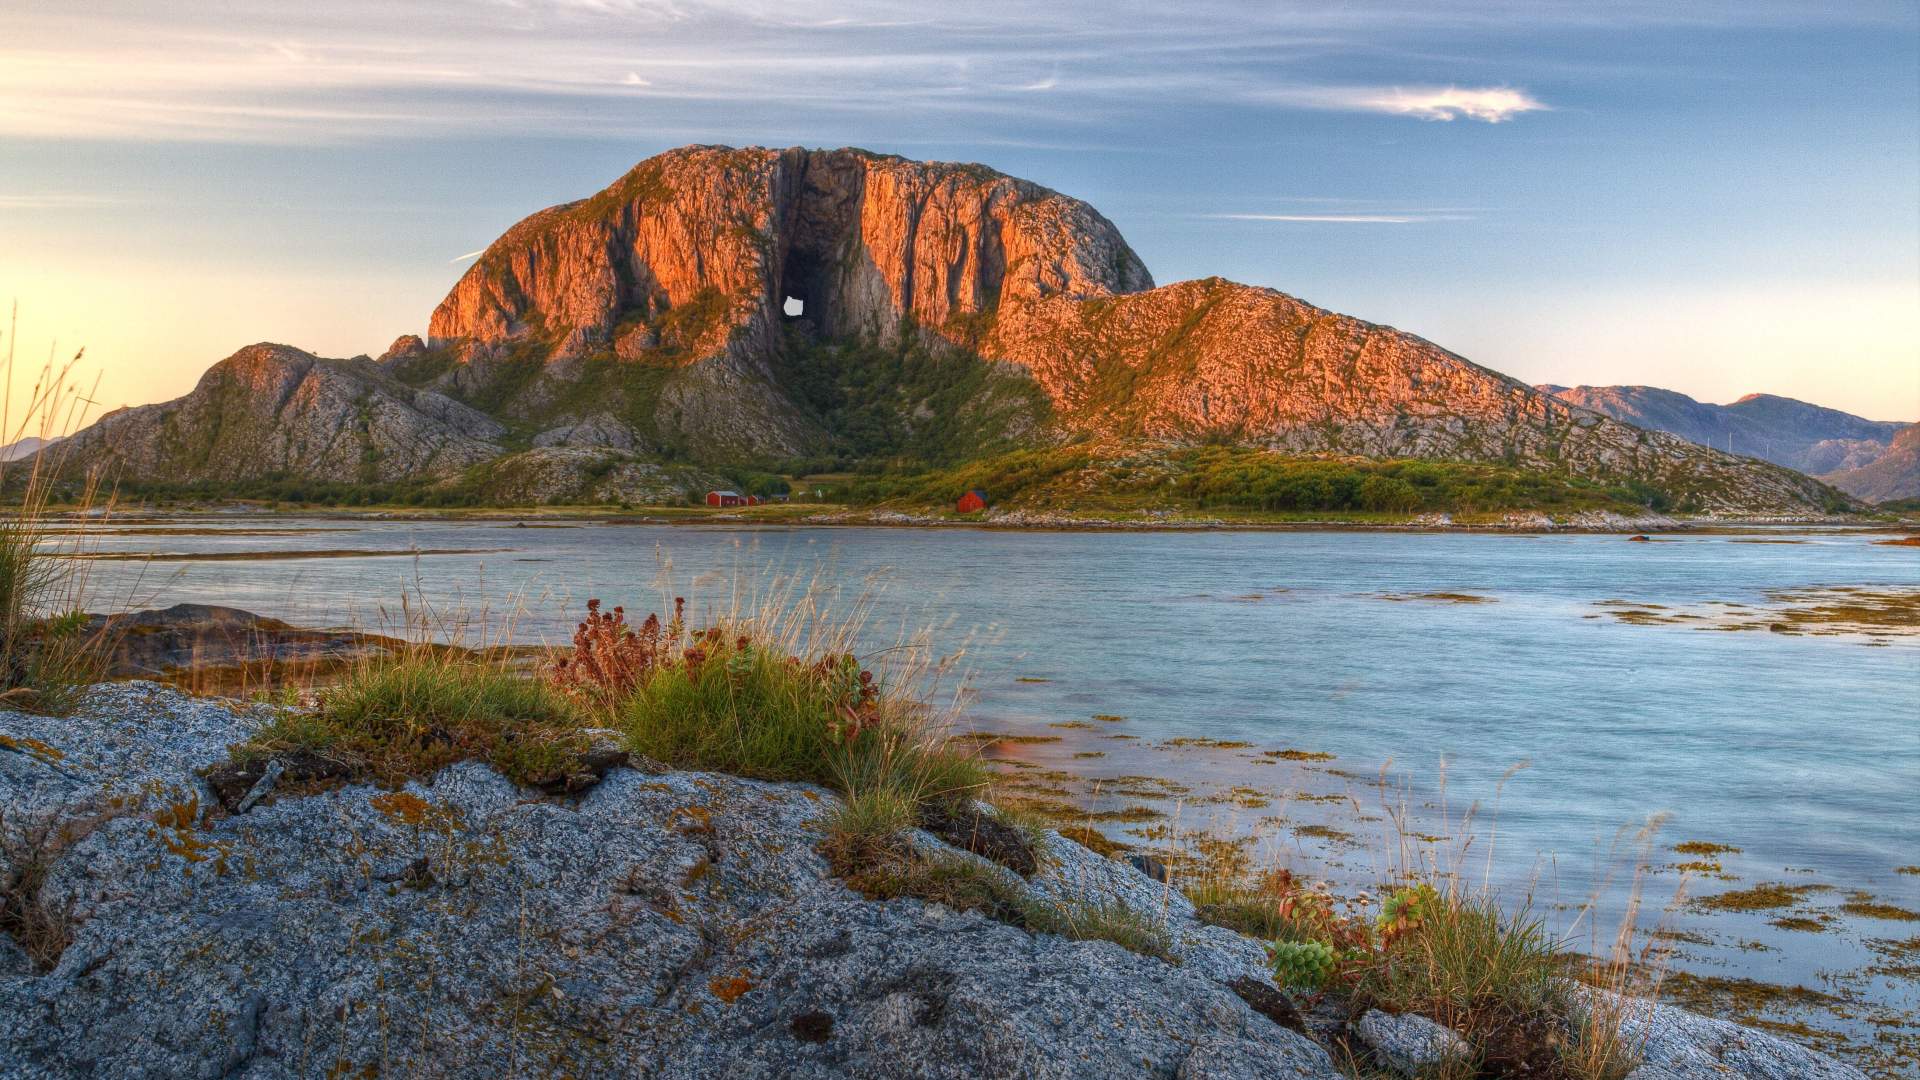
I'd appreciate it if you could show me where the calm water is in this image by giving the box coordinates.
[72,518,1920,1064]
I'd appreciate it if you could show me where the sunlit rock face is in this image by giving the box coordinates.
[56,145,1849,512]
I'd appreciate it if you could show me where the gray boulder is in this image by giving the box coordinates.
[1574,987,1866,1080]
[1353,1009,1471,1074]
[1,684,1337,1079]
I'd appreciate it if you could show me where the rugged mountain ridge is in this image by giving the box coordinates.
[60,145,1851,513]
[1819,423,1920,503]
[1541,385,1908,480]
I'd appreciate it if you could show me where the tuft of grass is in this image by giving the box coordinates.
[237,649,597,790]
[0,310,112,716]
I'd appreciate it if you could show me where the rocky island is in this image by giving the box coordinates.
[55,146,1856,521]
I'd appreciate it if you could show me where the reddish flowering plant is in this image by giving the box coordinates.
[813,652,880,744]
[547,597,686,704]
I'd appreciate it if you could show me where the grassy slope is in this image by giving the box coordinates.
[829,444,1667,521]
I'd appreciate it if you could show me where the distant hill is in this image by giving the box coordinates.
[1818,423,1920,504]
[0,436,57,462]
[56,144,1850,514]
[1540,386,1905,473]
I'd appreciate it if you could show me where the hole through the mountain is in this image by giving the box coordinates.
[782,295,804,318]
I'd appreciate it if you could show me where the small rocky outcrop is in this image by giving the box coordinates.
[0,685,1871,1079]
[60,343,506,486]
[85,604,399,681]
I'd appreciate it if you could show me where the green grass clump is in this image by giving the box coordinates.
[0,326,110,716]
[1359,891,1563,1027]
[619,632,985,808]
[241,652,595,789]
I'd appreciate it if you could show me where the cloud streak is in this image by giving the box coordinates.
[1208,212,1458,223]
[0,0,1568,142]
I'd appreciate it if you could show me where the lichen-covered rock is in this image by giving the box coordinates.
[0,686,1336,1079]
[0,687,1870,1079]
[1576,988,1867,1080]
[1353,1009,1472,1075]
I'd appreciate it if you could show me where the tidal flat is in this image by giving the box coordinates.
[60,515,1920,1073]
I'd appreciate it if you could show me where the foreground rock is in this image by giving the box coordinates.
[0,685,1332,1079]
[0,686,1868,1078]
[85,604,400,683]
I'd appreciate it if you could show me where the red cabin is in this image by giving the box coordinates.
[957,489,988,514]
[706,490,745,508]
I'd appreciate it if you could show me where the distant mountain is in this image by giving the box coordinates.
[0,436,56,462]
[57,144,1849,513]
[1819,423,1920,504]
[1540,385,1906,475]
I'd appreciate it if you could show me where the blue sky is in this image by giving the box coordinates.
[1,0,1915,422]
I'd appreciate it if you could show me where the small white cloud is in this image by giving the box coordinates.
[1262,84,1547,123]
[621,71,651,87]
[1019,75,1058,91]
[449,248,487,263]
[1352,86,1546,123]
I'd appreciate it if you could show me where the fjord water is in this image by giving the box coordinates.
[79,521,1919,1043]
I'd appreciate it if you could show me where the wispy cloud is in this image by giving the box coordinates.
[449,249,487,263]
[0,193,122,210]
[1206,211,1471,223]
[1259,84,1547,122]
[0,1,1573,142]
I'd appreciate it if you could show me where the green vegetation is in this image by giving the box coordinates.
[0,328,108,715]
[831,443,1658,519]
[774,326,1050,467]
[237,651,598,790]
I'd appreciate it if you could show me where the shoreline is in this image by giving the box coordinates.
[34,502,1913,536]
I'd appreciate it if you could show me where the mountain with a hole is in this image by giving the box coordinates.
[64,145,1852,517]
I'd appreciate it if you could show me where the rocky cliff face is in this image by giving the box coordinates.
[57,146,1857,513]
[62,343,506,485]
[1542,386,1909,476]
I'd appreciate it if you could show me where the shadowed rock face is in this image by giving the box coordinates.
[62,343,506,484]
[55,145,1854,512]
[1542,385,1909,479]
[1820,423,1920,503]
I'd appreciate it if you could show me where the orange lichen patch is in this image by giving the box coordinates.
[672,804,714,832]
[681,857,713,888]
[146,796,230,873]
[0,733,65,765]
[1264,749,1334,762]
[1674,840,1742,857]
[709,972,753,1003]
[370,791,434,826]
